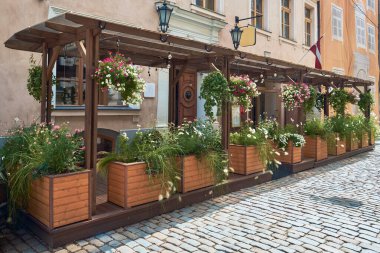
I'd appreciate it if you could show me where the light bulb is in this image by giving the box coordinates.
[167,64,171,69]
[168,53,172,60]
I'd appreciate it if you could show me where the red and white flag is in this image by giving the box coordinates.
[310,36,323,69]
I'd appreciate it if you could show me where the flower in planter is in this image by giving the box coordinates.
[281,82,311,110]
[229,75,261,112]
[93,52,146,105]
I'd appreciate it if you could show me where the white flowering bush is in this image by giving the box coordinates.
[93,52,146,105]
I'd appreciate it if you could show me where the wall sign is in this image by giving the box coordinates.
[144,83,156,98]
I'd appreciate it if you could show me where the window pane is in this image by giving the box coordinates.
[256,0,263,13]
[205,0,215,10]
[195,0,204,7]
[256,18,263,29]
[282,0,289,8]
[305,8,311,18]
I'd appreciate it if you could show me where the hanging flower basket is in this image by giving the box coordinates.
[93,52,146,105]
[281,83,311,110]
[229,75,261,111]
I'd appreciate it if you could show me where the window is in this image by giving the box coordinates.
[368,24,375,52]
[305,7,312,46]
[332,5,343,40]
[356,16,366,48]
[251,0,263,30]
[195,0,216,11]
[367,0,375,11]
[281,0,291,39]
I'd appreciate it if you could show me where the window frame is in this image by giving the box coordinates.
[195,0,217,12]
[368,24,376,52]
[331,4,343,41]
[281,0,291,39]
[367,0,375,12]
[356,15,366,49]
[251,0,264,30]
[305,7,312,46]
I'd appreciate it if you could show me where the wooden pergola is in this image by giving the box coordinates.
[5,11,374,214]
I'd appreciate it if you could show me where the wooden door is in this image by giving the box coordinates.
[178,72,197,125]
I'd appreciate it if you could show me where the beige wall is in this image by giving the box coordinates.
[320,0,379,116]
[1,0,374,134]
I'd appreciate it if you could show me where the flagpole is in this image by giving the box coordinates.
[297,33,325,64]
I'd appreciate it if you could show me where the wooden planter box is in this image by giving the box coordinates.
[327,134,346,156]
[346,133,359,152]
[108,162,166,208]
[28,170,90,229]
[359,132,369,148]
[178,155,215,193]
[369,129,375,145]
[229,144,265,175]
[277,141,302,164]
[302,136,328,161]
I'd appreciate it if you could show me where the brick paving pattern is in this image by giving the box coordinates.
[1,146,380,253]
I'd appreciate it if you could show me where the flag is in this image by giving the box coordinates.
[310,36,323,69]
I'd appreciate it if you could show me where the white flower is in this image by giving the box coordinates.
[158,194,163,201]
[14,117,20,122]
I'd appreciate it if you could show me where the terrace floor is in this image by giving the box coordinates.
[1,144,380,253]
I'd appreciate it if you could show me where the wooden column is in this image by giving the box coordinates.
[324,87,329,117]
[364,84,371,119]
[40,43,48,123]
[46,48,53,124]
[168,64,176,124]
[221,57,230,150]
[84,29,99,214]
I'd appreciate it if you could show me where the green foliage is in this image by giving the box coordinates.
[346,115,368,140]
[0,123,84,220]
[303,86,318,114]
[358,92,374,114]
[271,124,305,149]
[257,118,279,140]
[304,118,331,139]
[368,115,380,138]
[200,71,229,120]
[315,93,325,112]
[27,55,56,102]
[329,89,356,116]
[27,55,43,102]
[325,115,349,139]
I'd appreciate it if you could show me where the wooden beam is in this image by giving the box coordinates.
[46,48,53,124]
[40,43,48,123]
[221,56,230,150]
[168,63,176,124]
[45,21,80,34]
[75,41,86,58]
[172,62,188,86]
[352,85,362,94]
[47,46,62,77]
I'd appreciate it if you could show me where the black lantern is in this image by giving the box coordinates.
[157,0,173,33]
[230,24,243,50]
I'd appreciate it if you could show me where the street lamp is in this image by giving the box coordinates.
[230,24,243,50]
[157,0,173,33]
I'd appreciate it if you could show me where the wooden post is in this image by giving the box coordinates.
[41,42,48,123]
[324,86,329,117]
[46,48,53,124]
[85,29,99,214]
[168,64,176,124]
[364,84,370,119]
[221,57,230,150]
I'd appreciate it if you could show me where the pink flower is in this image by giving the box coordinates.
[52,125,61,131]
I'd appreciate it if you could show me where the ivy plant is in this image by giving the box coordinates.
[358,92,374,114]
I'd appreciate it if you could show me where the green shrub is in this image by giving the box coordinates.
[304,118,331,139]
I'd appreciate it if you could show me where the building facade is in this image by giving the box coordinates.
[2,0,374,136]
[320,0,379,115]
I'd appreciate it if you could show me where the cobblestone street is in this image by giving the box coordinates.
[1,146,380,253]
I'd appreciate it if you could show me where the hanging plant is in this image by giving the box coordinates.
[358,92,374,114]
[281,82,311,110]
[26,55,44,102]
[93,52,146,105]
[303,86,318,114]
[229,75,261,111]
[200,71,229,120]
[329,88,357,116]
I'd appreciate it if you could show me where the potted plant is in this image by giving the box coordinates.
[174,120,228,193]
[0,123,88,229]
[229,123,276,175]
[368,115,379,145]
[97,129,181,208]
[200,71,230,120]
[93,52,146,105]
[229,75,261,112]
[345,115,361,152]
[303,118,330,161]
[273,125,306,164]
[326,116,347,156]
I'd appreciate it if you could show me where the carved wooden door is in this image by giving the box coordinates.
[178,72,197,125]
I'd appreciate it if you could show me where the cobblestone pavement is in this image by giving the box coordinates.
[2,146,380,253]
